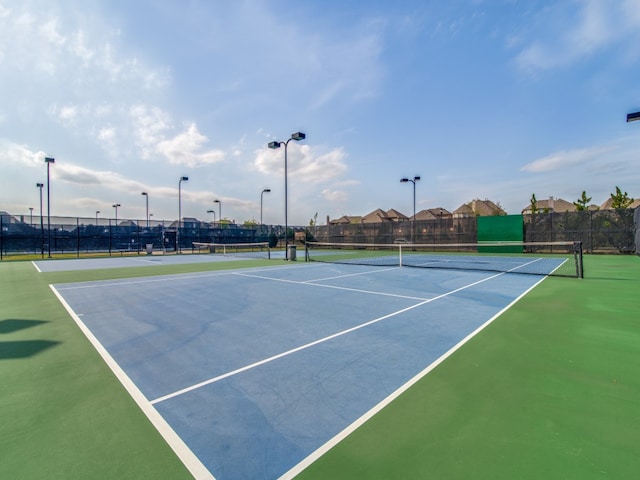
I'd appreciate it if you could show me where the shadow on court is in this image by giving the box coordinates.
[0,340,60,359]
[0,318,49,334]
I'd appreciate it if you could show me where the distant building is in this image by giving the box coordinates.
[454,199,506,217]
[413,208,451,221]
[329,215,362,225]
[361,208,408,224]
[521,197,575,214]
[599,196,640,210]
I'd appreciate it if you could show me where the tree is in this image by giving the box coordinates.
[610,186,634,209]
[573,191,592,211]
[529,193,539,214]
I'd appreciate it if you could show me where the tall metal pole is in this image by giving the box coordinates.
[142,192,149,227]
[178,177,188,253]
[214,199,221,224]
[261,188,271,225]
[268,132,305,260]
[37,183,44,258]
[45,157,55,258]
[400,176,420,243]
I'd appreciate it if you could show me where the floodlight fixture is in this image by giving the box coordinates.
[261,188,271,225]
[400,175,421,242]
[627,111,640,122]
[267,131,307,259]
[44,157,55,257]
[178,177,189,253]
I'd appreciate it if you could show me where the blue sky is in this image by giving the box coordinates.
[1,0,640,226]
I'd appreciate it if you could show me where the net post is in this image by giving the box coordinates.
[574,241,584,278]
[399,244,403,267]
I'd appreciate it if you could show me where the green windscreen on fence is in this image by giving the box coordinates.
[477,215,523,253]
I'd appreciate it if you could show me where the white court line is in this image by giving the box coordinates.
[50,284,215,480]
[281,271,550,480]
[302,266,401,283]
[232,270,427,301]
[150,269,508,405]
[31,260,42,273]
[52,263,305,291]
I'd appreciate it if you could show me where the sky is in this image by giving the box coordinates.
[1,0,640,226]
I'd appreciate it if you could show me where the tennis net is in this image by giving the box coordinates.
[192,241,271,259]
[305,241,584,278]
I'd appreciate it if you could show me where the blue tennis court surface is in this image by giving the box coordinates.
[51,262,548,479]
[34,251,283,272]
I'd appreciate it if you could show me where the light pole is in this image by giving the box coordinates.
[141,192,149,227]
[37,183,44,257]
[45,156,55,257]
[400,175,420,243]
[112,204,121,224]
[207,209,216,224]
[214,199,221,224]
[178,176,188,253]
[268,131,306,259]
[96,210,100,225]
[261,188,271,225]
[29,207,33,226]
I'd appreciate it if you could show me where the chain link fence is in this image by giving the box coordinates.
[0,214,282,259]
[1,209,638,259]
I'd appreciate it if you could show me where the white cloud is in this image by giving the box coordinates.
[155,123,225,167]
[1,140,45,167]
[521,146,612,173]
[129,104,172,158]
[322,188,348,202]
[254,145,347,183]
[515,0,640,72]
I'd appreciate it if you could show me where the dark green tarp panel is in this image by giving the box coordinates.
[477,214,523,253]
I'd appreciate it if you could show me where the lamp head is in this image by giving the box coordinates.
[414,176,421,181]
[291,132,306,141]
[180,176,189,181]
[37,183,44,188]
[263,188,271,193]
[400,178,409,183]
[141,192,147,196]
[627,111,640,122]
[45,157,55,164]
[214,199,220,203]
[268,141,281,149]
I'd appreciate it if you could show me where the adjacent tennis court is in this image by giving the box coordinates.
[51,259,553,480]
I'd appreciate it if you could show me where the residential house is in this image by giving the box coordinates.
[521,197,575,214]
[454,199,506,217]
[413,208,452,221]
[599,196,640,210]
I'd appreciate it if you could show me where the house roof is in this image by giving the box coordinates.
[521,197,576,213]
[385,209,409,221]
[329,215,362,224]
[362,209,392,223]
[413,208,451,221]
[453,199,506,216]
[600,196,640,210]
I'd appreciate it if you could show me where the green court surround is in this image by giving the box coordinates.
[1,255,638,479]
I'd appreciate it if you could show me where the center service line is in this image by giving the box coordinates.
[150,270,508,405]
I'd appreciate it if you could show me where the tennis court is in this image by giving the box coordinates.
[51,259,554,480]
[34,242,277,272]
